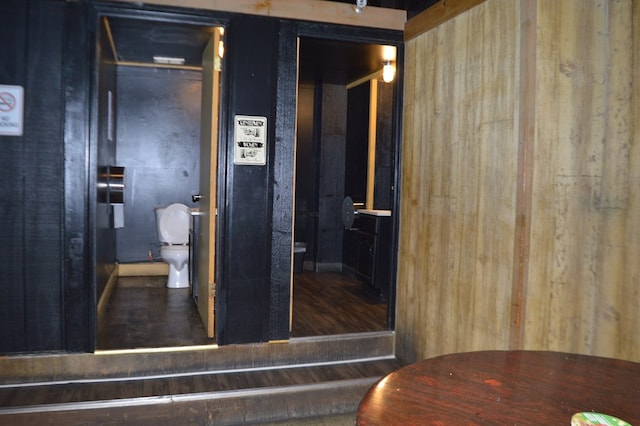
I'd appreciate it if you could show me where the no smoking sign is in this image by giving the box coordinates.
[0,85,24,136]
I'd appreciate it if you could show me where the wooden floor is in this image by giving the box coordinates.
[98,270,388,350]
[97,276,213,349]
[290,271,387,337]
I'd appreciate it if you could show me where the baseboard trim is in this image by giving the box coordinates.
[97,267,119,324]
[118,262,168,277]
[314,262,343,273]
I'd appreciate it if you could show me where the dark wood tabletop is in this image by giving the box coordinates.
[356,350,640,425]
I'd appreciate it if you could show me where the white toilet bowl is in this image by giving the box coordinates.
[160,245,189,288]
[155,203,191,289]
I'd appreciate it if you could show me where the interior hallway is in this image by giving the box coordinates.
[98,270,388,350]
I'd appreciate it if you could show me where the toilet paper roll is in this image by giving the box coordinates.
[112,204,124,229]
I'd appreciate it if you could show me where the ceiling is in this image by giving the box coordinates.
[107,18,215,68]
[298,38,389,85]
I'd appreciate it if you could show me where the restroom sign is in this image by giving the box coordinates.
[0,85,24,136]
[234,115,267,165]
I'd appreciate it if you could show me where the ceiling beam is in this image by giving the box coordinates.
[405,0,487,41]
[107,0,406,31]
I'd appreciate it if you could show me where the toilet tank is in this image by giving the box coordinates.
[155,203,190,244]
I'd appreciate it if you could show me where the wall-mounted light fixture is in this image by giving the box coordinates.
[355,0,367,13]
[153,56,185,65]
[382,45,397,83]
[218,27,225,59]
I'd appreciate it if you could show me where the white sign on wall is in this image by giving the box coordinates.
[234,115,267,166]
[0,85,24,136]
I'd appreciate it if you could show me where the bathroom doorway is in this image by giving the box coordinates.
[92,11,401,351]
[93,14,224,351]
[292,37,400,336]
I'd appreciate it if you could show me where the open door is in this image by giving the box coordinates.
[197,28,223,338]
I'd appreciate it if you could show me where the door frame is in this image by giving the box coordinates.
[196,28,224,338]
[294,22,404,330]
[89,3,231,351]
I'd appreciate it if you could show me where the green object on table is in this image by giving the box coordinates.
[572,412,632,426]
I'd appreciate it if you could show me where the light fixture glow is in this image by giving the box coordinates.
[355,0,367,13]
[382,45,397,62]
[153,56,185,65]
[381,46,397,83]
[382,61,396,83]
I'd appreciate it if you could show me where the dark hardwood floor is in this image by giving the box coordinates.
[290,272,387,337]
[97,276,213,350]
[98,270,388,350]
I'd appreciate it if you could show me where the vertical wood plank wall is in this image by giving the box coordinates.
[397,0,639,363]
[524,0,638,360]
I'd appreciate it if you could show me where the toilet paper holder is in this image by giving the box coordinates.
[98,165,125,205]
[98,166,126,229]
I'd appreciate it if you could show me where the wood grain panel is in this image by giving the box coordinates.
[524,0,638,360]
[108,0,406,31]
[404,0,488,41]
[629,0,640,360]
[397,0,639,364]
[397,0,519,362]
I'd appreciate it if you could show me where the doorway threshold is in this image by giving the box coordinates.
[94,343,219,356]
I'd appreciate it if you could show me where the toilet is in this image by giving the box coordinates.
[154,203,191,289]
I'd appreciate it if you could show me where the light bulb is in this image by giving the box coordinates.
[382,62,395,83]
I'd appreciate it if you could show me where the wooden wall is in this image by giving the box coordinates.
[523,0,638,360]
[397,0,639,363]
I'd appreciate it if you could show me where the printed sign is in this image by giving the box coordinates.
[234,115,267,165]
[0,85,24,136]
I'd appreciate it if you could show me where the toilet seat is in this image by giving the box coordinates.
[158,203,190,244]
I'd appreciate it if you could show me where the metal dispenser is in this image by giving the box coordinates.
[98,166,125,228]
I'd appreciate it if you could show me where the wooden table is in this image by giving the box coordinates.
[357,351,640,425]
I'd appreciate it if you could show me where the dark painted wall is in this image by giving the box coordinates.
[0,0,92,354]
[345,83,370,205]
[96,17,118,300]
[294,82,349,269]
[0,0,65,353]
[294,84,317,259]
[374,82,395,210]
[0,0,402,353]
[217,15,283,344]
[269,20,298,340]
[115,66,202,263]
[317,84,348,268]
[294,78,394,270]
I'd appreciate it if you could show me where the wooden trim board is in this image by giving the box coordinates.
[97,266,119,323]
[405,0,488,41]
[118,262,169,276]
[107,0,406,31]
